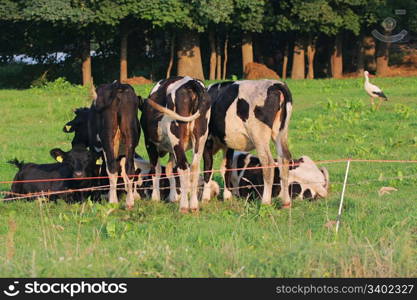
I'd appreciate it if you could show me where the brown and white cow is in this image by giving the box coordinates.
[140,76,211,213]
[90,81,140,208]
[202,80,293,208]
[228,152,329,200]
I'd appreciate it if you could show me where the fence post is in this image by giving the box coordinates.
[336,159,351,233]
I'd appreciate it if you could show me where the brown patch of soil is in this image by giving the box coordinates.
[122,76,152,85]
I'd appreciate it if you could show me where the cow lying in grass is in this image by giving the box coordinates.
[6,146,100,202]
[227,152,329,200]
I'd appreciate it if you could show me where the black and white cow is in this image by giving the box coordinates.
[140,76,211,213]
[202,80,293,208]
[228,152,329,200]
[90,81,141,208]
[6,145,100,201]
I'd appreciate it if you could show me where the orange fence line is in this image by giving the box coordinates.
[2,157,417,185]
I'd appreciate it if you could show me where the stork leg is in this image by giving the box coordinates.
[369,97,375,109]
[375,97,383,110]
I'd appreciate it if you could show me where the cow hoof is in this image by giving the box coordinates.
[179,208,189,214]
[190,207,199,214]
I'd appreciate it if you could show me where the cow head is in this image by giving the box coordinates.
[50,146,99,178]
[63,107,90,147]
[288,156,329,199]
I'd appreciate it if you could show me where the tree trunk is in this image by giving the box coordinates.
[81,38,92,86]
[331,34,343,78]
[291,38,305,79]
[356,34,365,75]
[166,33,175,78]
[241,32,254,74]
[363,36,376,72]
[216,34,222,80]
[177,30,205,80]
[306,35,316,79]
[120,32,128,82]
[282,43,288,80]
[376,30,391,76]
[222,33,228,80]
[209,30,216,80]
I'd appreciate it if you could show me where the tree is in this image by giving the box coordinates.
[233,0,265,75]
[19,0,96,85]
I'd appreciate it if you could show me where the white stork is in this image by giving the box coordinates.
[364,70,388,109]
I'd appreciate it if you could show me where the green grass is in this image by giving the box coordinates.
[0,77,417,277]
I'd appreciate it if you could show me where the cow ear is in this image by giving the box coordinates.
[50,148,66,163]
[63,122,75,133]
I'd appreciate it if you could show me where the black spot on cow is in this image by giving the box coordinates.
[254,84,282,129]
[289,157,304,170]
[209,83,239,143]
[289,182,302,198]
[237,98,249,122]
[170,122,180,139]
[303,189,313,199]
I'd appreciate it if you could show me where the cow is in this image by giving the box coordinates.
[140,76,211,213]
[201,80,293,208]
[90,81,141,208]
[227,152,329,200]
[6,145,100,202]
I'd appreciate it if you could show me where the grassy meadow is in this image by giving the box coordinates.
[0,77,416,277]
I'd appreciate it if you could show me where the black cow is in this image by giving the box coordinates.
[6,146,100,202]
[202,80,293,208]
[140,76,211,213]
[90,81,141,208]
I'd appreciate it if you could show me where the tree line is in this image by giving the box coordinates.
[0,0,416,86]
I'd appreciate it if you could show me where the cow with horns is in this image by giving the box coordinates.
[201,80,293,208]
[140,76,211,213]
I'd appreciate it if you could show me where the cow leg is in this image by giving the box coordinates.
[166,153,179,202]
[274,133,292,208]
[256,146,275,205]
[132,168,141,201]
[189,136,207,211]
[102,151,118,204]
[202,138,215,202]
[124,150,136,209]
[151,160,162,202]
[146,142,161,202]
[220,149,233,201]
[173,146,190,213]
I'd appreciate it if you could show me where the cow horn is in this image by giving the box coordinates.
[319,167,330,192]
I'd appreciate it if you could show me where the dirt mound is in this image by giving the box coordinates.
[122,76,152,85]
[244,62,280,80]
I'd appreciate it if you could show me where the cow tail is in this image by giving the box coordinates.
[146,98,201,122]
[275,83,292,160]
[8,158,24,170]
